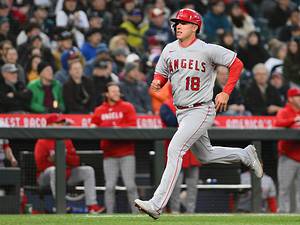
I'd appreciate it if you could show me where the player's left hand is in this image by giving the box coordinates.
[215,92,229,112]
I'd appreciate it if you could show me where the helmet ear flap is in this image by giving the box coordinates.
[172,23,177,34]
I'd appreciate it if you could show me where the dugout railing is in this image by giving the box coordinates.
[0,127,299,214]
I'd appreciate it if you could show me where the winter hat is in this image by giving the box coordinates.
[37,62,51,74]
[124,62,138,74]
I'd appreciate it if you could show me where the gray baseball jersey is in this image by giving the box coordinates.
[155,39,236,106]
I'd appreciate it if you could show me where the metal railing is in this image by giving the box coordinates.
[0,127,299,214]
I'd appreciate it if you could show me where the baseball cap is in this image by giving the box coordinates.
[287,88,300,98]
[46,114,66,125]
[94,60,109,69]
[1,64,18,73]
[57,30,73,41]
[96,43,109,55]
[151,8,165,18]
[126,53,140,63]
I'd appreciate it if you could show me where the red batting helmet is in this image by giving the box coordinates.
[170,8,202,29]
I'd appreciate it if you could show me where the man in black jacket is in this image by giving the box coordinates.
[0,64,32,113]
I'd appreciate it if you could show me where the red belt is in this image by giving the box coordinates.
[175,102,203,110]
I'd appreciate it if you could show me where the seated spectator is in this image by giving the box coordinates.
[16,21,51,49]
[30,4,55,40]
[2,47,26,84]
[91,56,119,106]
[203,0,232,43]
[265,39,287,74]
[214,66,250,116]
[55,47,85,85]
[144,7,171,51]
[83,44,110,76]
[0,40,13,66]
[108,34,130,56]
[266,0,297,32]
[283,39,300,88]
[124,53,146,82]
[0,16,16,45]
[237,169,277,213]
[228,2,255,41]
[269,66,289,104]
[237,31,270,72]
[0,121,18,168]
[81,29,105,61]
[55,0,89,47]
[119,63,152,114]
[219,31,237,51]
[0,64,32,113]
[18,33,55,70]
[63,60,95,114]
[278,9,300,42]
[25,55,41,83]
[27,62,65,113]
[34,114,105,214]
[87,0,113,36]
[244,63,283,115]
[120,8,149,53]
[90,82,139,214]
[275,88,300,213]
[111,48,128,75]
[52,29,74,71]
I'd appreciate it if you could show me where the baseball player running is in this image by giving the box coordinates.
[134,8,263,219]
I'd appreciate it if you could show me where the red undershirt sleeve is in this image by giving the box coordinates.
[154,73,168,87]
[223,57,244,95]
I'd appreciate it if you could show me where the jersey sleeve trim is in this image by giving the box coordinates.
[227,52,237,67]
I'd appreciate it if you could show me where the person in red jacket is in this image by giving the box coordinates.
[90,82,139,214]
[160,93,201,213]
[275,88,300,213]
[34,114,105,214]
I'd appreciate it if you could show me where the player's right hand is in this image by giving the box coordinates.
[151,79,161,91]
[215,92,229,112]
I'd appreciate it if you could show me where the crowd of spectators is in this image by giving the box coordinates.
[0,0,299,214]
[0,0,298,116]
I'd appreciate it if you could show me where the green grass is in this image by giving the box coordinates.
[1,214,300,225]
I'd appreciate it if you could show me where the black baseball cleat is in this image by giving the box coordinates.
[134,199,160,220]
